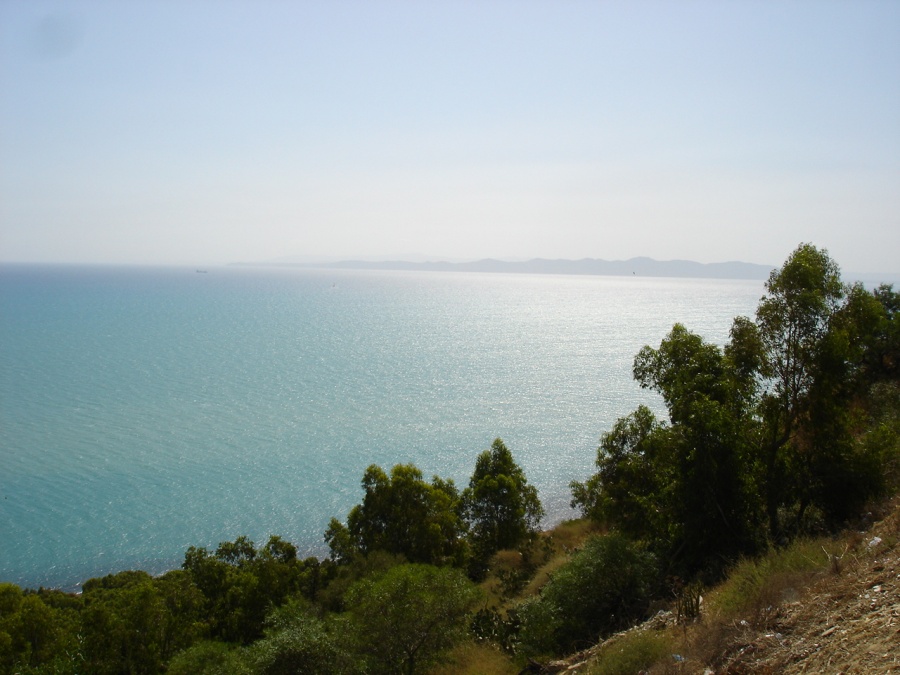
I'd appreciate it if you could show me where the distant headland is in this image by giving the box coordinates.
[233,256,776,280]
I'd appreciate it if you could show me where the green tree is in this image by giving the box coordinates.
[0,583,81,673]
[842,283,900,388]
[634,323,762,570]
[570,406,669,538]
[754,243,844,536]
[572,244,897,580]
[344,564,481,675]
[754,244,895,532]
[325,464,467,567]
[183,535,316,644]
[167,640,251,675]
[572,324,762,576]
[80,571,169,675]
[574,243,895,560]
[461,438,544,576]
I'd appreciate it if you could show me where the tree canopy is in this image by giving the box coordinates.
[325,463,468,567]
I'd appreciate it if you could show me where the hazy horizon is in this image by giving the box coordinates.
[4,251,900,284]
[2,1,898,273]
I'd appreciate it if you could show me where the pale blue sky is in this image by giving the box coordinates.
[1,0,898,273]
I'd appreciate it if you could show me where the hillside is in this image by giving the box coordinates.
[534,495,900,674]
[717,497,900,674]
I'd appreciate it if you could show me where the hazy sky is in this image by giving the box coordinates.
[1,1,898,272]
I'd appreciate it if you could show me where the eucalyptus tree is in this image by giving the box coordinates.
[572,323,762,576]
[753,243,846,534]
[461,438,544,575]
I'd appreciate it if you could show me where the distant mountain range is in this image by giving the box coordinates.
[238,256,776,280]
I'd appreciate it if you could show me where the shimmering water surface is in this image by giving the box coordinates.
[0,264,764,589]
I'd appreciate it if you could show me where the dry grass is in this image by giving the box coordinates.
[518,553,570,600]
[479,520,601,606]
[708,536,843,624]
[427,640,519,675]
[544,518,603,552]
[656,495,900,674]
[515,519,601,600]
[586,630,673,675]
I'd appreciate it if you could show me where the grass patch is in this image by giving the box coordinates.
[544,518,603,552]
[428,640,518,675]
[708,536,842,626]
[519,553,569,599]
[587,630,672,675]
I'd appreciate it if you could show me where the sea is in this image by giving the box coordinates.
[0,264,765,590]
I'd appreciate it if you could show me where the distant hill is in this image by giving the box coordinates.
[238,257,776,280]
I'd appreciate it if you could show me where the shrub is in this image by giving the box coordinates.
[345,563,481,674]
[248,599,359,675]
[517,534,658,656]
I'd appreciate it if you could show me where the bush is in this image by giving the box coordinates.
[517,534,658,656]
[247,599,358,675]
[345,563,481,674]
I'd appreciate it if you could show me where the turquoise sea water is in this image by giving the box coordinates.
[0,264,764,590]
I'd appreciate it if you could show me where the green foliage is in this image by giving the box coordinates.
[0,583,83,674]
[80,569,205,675]
[570,405,670,538]
[246,599,359,675]
[326,463,468,567]
[462,438,544,577]
[182,535,324,644]
[517,534,658,656]
[316,550,406,613]
[755,243,847,535]
[167,640,251,675]
[754,247,900,533]
[0,571,205,673]
[869,284,900,382]
[345,563,481,675]
[862,382,900,491]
